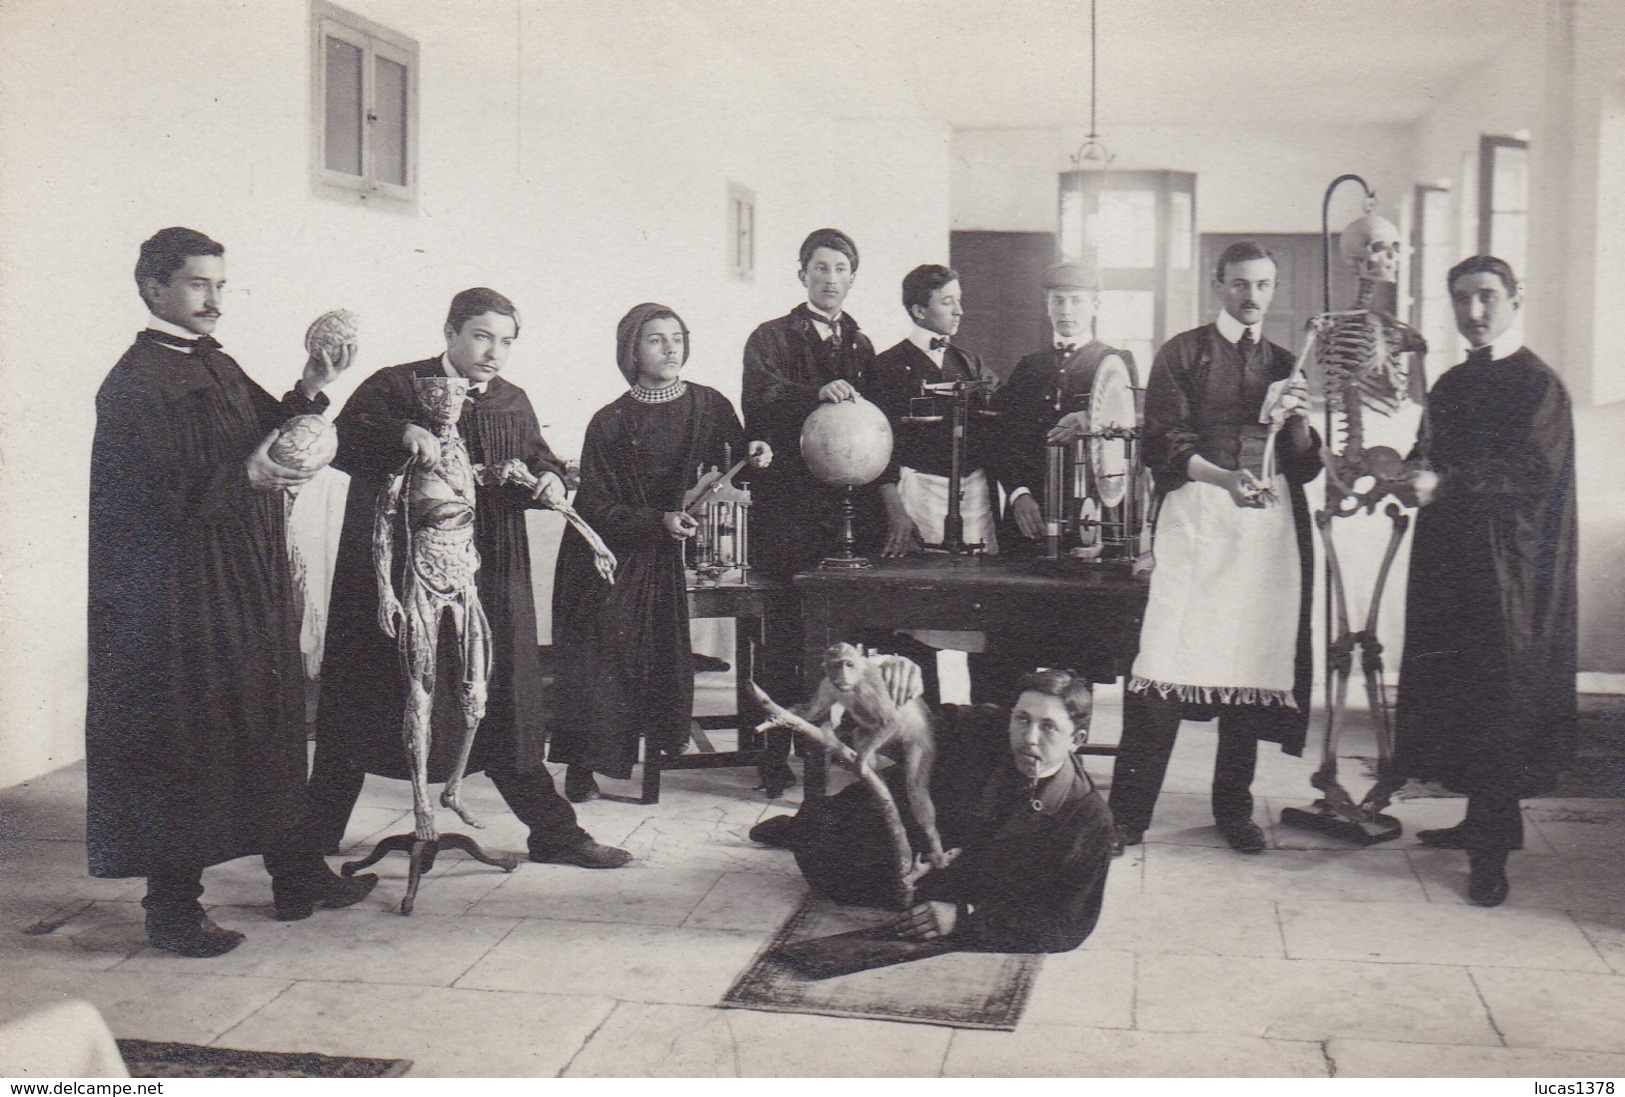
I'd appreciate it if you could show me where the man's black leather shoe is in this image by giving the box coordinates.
[146,915,245,958]
[1218,818,1268,854]
[1416,824,1471,849]
[273,868,379,922]
[1110,825,1143,858]
[530,839,631,869]
[1467,851,1510,907]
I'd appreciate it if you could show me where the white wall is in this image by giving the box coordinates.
[952,122,1415,235]
[0,0,950,787]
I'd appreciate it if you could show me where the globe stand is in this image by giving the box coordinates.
[820,486,872,569]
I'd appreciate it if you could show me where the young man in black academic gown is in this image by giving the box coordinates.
[741,228,883,793]
[87,227,375,957]
[307,288,630,869]
[1394,255,1578,907]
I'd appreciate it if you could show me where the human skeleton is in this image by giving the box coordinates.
[374,376,617,843]
[1280,195,1428,842]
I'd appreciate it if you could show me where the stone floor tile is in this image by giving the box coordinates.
[331,805,415,854]
[1326,1038,1625,1078]
[468,862,723,926]
[1409,847,1625,913]
[618,817,802,876]
[0,900,150,973]
[563,1001,739,1077]
[1528,814,1625,858]
[114,906,520,986]
[1278,898,1611,970]
[1470,965,1625,1053]
[1569,909,1625,974]
[1139,792,1270,850]
[944,1023,1330,1077]
[456,919,762,1006]
[0,964,291,1045]
[683,871,803,932]
[219,979,614,1077]
[1023,946,1135,1028]
[0,840,144,903]
[1142,843,1428,904]
[1137,953,1499,1045]
[725,1007,956,1076]
[1083,892,1285,958]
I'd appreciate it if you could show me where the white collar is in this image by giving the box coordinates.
[908,324,948,357]
[147,314,209,344]
[1215,310,1263,346]
[1053,329,1084,350]
[1469,328,1525,362]
[441,352,489,394]
[806,302,842,328]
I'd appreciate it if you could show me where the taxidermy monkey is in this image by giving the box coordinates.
[750,644,949,883]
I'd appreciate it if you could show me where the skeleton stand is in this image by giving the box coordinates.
[1279,175,1424,845]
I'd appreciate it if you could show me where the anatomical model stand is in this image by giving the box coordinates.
[1279,175,1427,845]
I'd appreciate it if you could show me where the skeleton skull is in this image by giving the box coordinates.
[1339,213,1402,284]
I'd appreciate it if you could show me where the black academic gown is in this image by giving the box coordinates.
[315,359,563,783]
[1395,347,1578,798]
[86,331,325,878]
[741,303,882,577]
[549,384,747,778]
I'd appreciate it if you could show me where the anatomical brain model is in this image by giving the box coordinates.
[269,413,338,473]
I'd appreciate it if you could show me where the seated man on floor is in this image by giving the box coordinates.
[753,668,1114,953]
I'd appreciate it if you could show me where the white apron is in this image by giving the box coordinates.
[897,467,998,652]
[1129,475,1300,708]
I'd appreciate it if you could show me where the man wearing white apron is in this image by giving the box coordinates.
[1110,242,1319,855]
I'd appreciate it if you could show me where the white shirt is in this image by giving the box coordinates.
[441,352,489,394]
[1473,328,1525,362]
[907,323,948,366]
[1215,309,1263,347]
[806,302,843,341]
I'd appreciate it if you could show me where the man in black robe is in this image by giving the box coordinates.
[789,670,1114,954]
[308,287,629,869]
[88,227,375,958]
[1395,255,1578,907]
[742,228,882,792]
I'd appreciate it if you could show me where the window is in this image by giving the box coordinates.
[728,184,756,281]
[1478,135,1528,275]
[1410,183,1453,386]
[311,1,418,207]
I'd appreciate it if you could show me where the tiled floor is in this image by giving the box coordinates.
[2,685,1623,1078]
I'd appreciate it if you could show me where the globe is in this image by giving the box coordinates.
[800,397,893,487]
[269,414,339,473]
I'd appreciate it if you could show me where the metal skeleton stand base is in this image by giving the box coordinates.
[1280,802,1402,845]
[341,833,520,916]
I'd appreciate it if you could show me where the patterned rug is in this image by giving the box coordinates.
[117,1039,411,1078]
[722,896,1042,1031]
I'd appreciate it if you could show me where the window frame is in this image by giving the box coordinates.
[1477,134,1528,262]
[728,183,756,281]
[310,0,419,210]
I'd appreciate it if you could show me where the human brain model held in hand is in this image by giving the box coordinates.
[269,414,339,473]
[304,308,359,359]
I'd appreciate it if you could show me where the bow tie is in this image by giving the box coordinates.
[929,337,950,352]
[1055,342,1079,353]
[1466,346,1495,366]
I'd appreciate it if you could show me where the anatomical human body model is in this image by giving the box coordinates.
[373,376,493,842]
[474,458,618,585]
[1281,177,1427,845]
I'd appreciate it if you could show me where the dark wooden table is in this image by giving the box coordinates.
[794,554,1149,798]
[640,573,792,803]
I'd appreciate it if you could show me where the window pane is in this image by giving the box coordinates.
[1168,191,1193,270]
[1098,289,1156,367]
[374,55,409,187]
[324,37,363,176]
[1096,190,1158,269]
